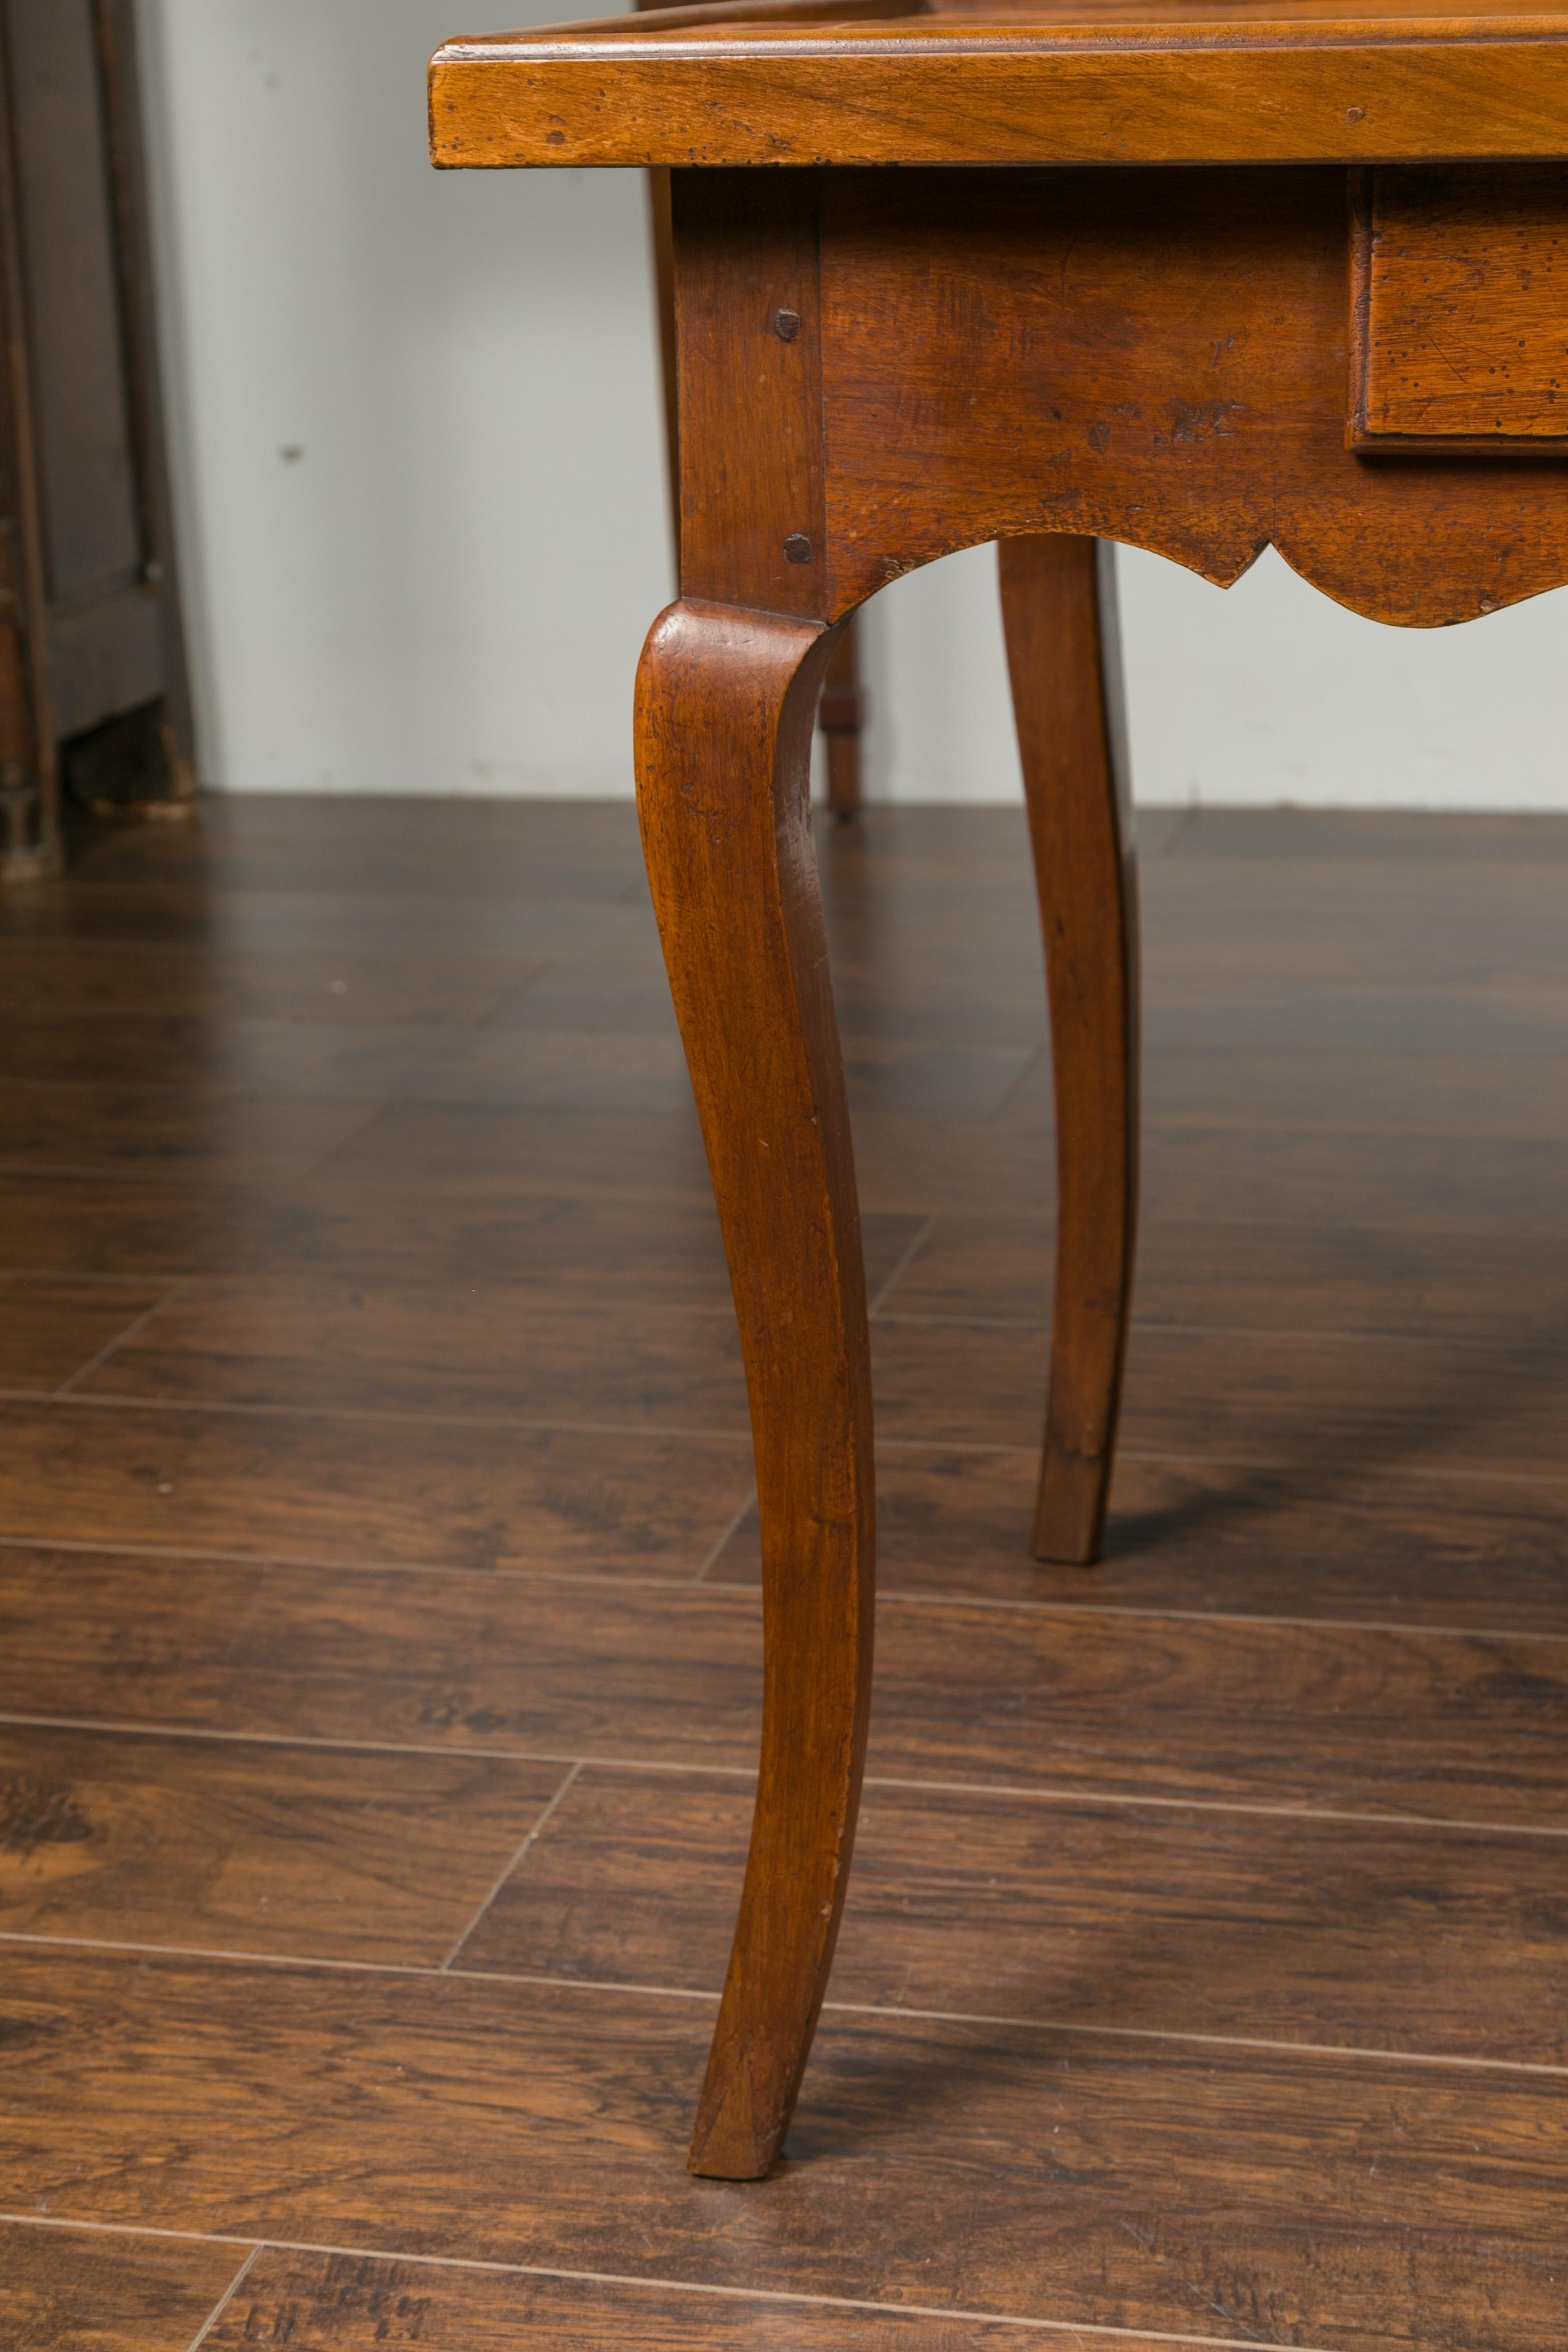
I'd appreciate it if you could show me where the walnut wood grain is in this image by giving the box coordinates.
[76,1267,1568,1477]
[3,1951,1563,2351]
[70,1282,752,1427]
[860,1315,1568,1471]
[0,1166,741,1292]
[1002,536,1138,1565]
[846,1103,1568,1223]
[0,2222,247,2352]
[711,1445,1568,1630]
[0,1723,567,1965]
[0,1079,374,1174]
[467,1763,1568,2064]
[642,89,867,816]
[430,9,1568,174]
[0,1399,752,1575]
[636,601,872,2177]
[0,1276,167,1390]
[4,799,1568,2316]
[672,171,827,620]
[211,2247,1179,2351]
[818,167,1568,626]
[5,1551,1568,1827]
[0,935,547,1024]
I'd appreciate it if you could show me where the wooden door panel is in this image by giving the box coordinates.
[8,0,143,600]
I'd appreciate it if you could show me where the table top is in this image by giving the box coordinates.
[431,0,1568,168]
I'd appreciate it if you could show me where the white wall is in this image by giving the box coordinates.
[871,543,1568,809]
[140,1,1568,809]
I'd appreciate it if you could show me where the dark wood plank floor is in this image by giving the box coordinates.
[1,793,1565,2352]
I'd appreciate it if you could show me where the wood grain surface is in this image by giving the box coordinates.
[636,601,872,2174]
[885,1208,1568,1342]
[0,1398,754,1575]
[430,9,1568,173]
[0,1723,567,1965]
[3,1952,1563,2351]
[711,1444,1568,1630]
[2,797,1566,2346]
[0,2223,246,2352]
[207,2246,1183,2352]
[0,1276,169,1390]
[818,168,1568,625]
[2,1550,1565,1824]
[1001,536,1139,1564]
[1357,164,1568,445]
[69,1283,752,1425]
[462,1763,1568,2063]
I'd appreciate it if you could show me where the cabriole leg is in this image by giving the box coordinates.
[636,597,875,2181]
[819,611,866,820]
[1001,536,1140,1566]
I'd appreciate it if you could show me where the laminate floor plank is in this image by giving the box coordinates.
[91,791,653,903]
[1140,925,1568,995]
[881,1212,1568,1343]
[488,962,684,1036]
[74,1285,751,1427]
[1123,1049,1568,1143]
[312,1099,1568,1232]
[0,873,662,981]
[0,940,546,1025]
[0,1722,568,1966]
[1140,878,1568,984]
[0,884,650,957]
[1165,807,1568,861]
[0,2221,248,2352]
[4,1554,1565,1827]
[311,1103,716,1207]
[708,1444,1568,1632]
[0,1016,1015,1131]
[71,1284,1568,1495]
[0,1014,689,1102]
[822,963,1568,1055]
[5,798,1566,2352]
[1,1952,1559,2352]
[0,1277,172,1393]
[0,1083,376,1177]
[0,1169,735,1291]
[854,1111,1568,1224]
[0,1170,922,1303]
[826,895,1568,1005]
[42,786,638,891]
[207,2244,1184,2350]
[869,1318,1568,1470]
[0,1404,753,1578]
[467,1765,1568,2064]
[1136,987,1568,1059]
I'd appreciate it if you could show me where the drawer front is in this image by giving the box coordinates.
[1350,166,1568,454]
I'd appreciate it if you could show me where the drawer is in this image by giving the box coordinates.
[1350,166,1568,454]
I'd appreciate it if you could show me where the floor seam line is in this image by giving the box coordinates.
[3,1930,1563,2077]
[691,1485,758,1582]
[52,1280,195,1400]
[437,1759,585,1970]
[0,2214,1362,2348]
[2,1531,1565,1644]
[0,1714,1563,1834]
[184,2244,261,2352]
[867,1210,939,1314]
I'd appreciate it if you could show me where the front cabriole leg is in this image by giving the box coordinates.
[636,601,874,2181]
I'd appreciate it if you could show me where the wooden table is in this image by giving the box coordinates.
[431,1,1568,2181]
